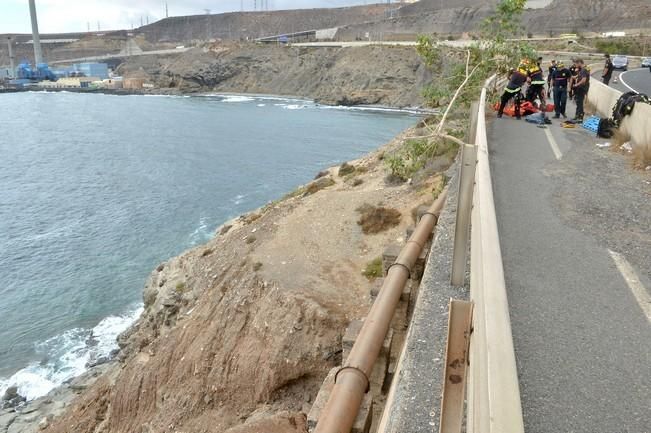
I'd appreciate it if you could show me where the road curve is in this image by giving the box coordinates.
[619,68,651,94]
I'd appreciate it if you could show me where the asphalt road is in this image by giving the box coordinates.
[592,67,651,94]
[487,112,651,433]
[619,68,651,94]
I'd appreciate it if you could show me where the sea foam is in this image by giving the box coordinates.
[0,305,143,402]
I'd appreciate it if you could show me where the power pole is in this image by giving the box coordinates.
[97,21,100,31]
[28,0,43,65]
[165,1,169,18]
[146,15,149,25]
[6,37,15,78]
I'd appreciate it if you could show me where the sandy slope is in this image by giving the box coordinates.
[42,127,450,433]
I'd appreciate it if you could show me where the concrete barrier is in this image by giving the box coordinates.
[587,80,651,160]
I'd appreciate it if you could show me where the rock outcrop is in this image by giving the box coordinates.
[116,44,432,107]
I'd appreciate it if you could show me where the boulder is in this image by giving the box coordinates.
[2,387,26,409]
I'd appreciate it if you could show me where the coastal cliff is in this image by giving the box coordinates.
[35,126,453,433]
[116,44,433,108]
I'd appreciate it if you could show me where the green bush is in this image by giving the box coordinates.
[362,257,384,279]
[594,38,649,56]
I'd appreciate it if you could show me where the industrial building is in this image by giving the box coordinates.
[71,63,109,79]
[37,77,99,89]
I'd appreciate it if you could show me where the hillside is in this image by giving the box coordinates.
[37,125,450,433]
[136,4,394,43]
[523,0,651,33]
[115,43,432,107]
[132,0,651,45]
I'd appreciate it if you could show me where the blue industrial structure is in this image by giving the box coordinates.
[15,62,57,81]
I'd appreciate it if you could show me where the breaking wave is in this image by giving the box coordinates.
[0,305,143,402]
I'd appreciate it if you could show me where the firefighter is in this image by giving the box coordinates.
[547,59,557,97]
[572,59,590,121]
[526,60,547,109]
[551,61,571,118]
[497,61,528,119]
[568,59,578,100]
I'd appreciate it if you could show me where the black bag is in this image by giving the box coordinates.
[597,118,615,139]
[612,91,651,127]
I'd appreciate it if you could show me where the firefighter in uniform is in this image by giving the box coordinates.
[568,60,578,100]
[572,59,590,121]
[526,60,547,109]
[547,59,557,98]
[497,61,528,119]
[551,61,571,118]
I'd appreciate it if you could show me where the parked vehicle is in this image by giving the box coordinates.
[612,55,629,71]
[641,57,651,68]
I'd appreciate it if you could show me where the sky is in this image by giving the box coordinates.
[0,0,378,34]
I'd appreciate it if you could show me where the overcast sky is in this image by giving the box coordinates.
[1,0,375,34]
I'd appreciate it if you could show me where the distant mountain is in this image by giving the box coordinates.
[524,0,651,33]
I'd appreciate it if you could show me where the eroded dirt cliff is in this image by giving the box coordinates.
[116,44,432,107]
[43,127,451,433]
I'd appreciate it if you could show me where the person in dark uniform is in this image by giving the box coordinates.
[551,61,571,118]
[497,62,528,119]
[568,59,579,100]
[526,61,547,108]
[547,59,558,97]
[602,54,614,85]
[572,59,590,121]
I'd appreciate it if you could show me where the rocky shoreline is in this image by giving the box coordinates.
[0,42,444,433]
[1,363,114,433]
[0,85,438,433]
[20,116,459,433]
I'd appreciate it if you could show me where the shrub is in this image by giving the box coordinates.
[356,204,402,234]
[338,162,356,177]
[362,257,383,279]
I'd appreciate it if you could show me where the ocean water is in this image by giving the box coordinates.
[0,91,418,401]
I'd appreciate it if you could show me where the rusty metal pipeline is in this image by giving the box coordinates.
[314,187,449,433]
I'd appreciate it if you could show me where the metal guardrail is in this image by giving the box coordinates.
[458,76,525,433]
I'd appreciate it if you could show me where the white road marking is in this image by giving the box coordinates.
[617,69,643,93]
[543,127,562,160]
[609,250,651,323]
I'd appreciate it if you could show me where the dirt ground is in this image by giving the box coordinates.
[42,126,451,433]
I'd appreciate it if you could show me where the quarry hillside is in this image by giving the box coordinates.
[134,0,651,41]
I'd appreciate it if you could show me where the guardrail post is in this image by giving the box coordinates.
[451,101,479,286]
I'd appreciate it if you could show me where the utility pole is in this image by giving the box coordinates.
[28,0,43,65]
[87,22,90,33]
[140,16,143,27]
[146,15,149,25]
[97,21,100,31]
[6,37,15,78]
[165,1,169,18]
